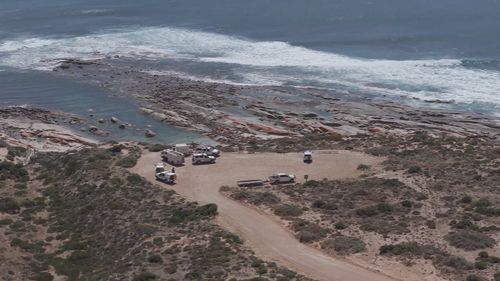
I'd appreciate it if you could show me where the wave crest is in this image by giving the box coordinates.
[0,26,499,108]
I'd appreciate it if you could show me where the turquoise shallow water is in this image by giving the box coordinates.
[0,70,207,144]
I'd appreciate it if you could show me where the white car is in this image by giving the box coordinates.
[196,145,220,157]
[269,173,296,184]
[156,172,176,184]
[155,162,165,173]
[192,153,216,165]
[303,150,312,163]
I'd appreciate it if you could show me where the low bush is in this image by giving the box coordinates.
[0,197,20,214]
[357,164,371,171]
[170,203,218,223]
[292,220,327,242]
[116,154,138,168]
[322,236,366,255]
[445,230,496,251]
[407,165,423,174]
[0,218,13,226]
[380,242,473,270]
[334,221,346,230]
[466,275,484,281]
[356,203,393,217]
[126,174,144,185]
[250,192,281,205]
[148,254,163,263]
[474,261,488,270]
[303,180,321,188]
[148,144,168,152]
[273,204,303,217]
[132,272,156,281]
[0,161,29,181]
[32,272,54,281]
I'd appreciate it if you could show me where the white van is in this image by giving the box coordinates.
[161,149,185,166]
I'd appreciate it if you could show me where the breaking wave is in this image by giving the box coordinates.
[0,26,499,108]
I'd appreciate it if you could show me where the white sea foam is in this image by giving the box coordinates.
[1,26,500,107]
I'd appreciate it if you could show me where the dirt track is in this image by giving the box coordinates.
[132,150,398,281]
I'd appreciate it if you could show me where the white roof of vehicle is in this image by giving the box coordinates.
[155,162,164,167]
[192,153,207,157]
[156,172,175,176]
[304,150,312,155]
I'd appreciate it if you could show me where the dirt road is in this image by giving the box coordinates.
[132,150,397,281]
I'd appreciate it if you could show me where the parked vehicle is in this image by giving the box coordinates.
[192,153,216,165]
[161,149,185,166]
[155,162,165,173]
[173,143,192,156]
[237,179,265,187]
[155,171,176,184]
[303,150,312,163]
[196,145,220,157]
[269,173,296,184]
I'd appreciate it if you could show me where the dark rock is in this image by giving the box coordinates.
[302,112,318,118]
[145,129,156,138]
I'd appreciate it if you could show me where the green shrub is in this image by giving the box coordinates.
[478,251,489,259]
[170,204,218,223]
[0,197,20,214]
[437,255,473,270]
[274,204,303,217]
[108,144,124,153]
[292,220,327,242]
[132,272,156,281]
[148,144,168,152]
[303,180,321,188]
[0,218,13,226]
[334,221,346,230]
[426,220,436,229]
[356,203,393,217]
[117,155,138,168]
[401,200,413,208]
[126,174,143,185]
[474,261,488,270]
[459,196,473,204]
[357,164,371,171]
[323,236,366,255]
[0,161,29,181]
[32,272,54,281]
[407,165,422,174]
[7,146,27,158]
[466,275,484,281]
[148,254,163,263]
[446,230,496,251]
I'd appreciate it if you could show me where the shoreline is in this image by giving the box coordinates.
[53,59,499,147]
[2,59,498,152]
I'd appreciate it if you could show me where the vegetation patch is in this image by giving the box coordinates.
[321,236,366,255]
[445,230,496,251]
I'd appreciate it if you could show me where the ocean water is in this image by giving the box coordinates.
[0,71,206,143]
[1,0,499,117]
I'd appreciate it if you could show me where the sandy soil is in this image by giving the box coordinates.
[132,150,400,281]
